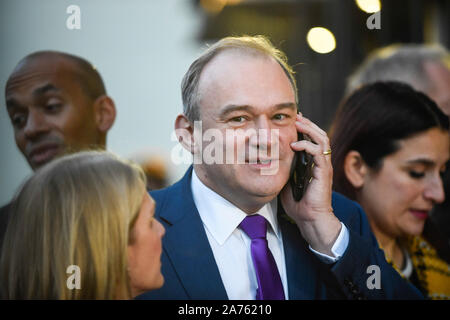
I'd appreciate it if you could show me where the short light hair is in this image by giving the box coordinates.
[0,151,146,299]
[346,43,450,95]
[181,35,298,122]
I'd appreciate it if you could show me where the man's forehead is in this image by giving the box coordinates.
[6,56,78,95]
[197,49,295,110]
[201,48,277,80]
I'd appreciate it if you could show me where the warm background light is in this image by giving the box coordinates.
[226,0,243,5]
[200,0,226,14]
[306,27,336,54]
[355,0,381,13]
[200,0,243,14]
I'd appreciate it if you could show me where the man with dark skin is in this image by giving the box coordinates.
[5,51,116,170]
[0,51,116,246]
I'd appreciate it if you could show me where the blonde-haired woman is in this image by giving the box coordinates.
[0,151,165,299]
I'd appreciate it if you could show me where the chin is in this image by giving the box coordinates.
[153,275,165,290]
[403,222,426,237]
[241,177,286,198]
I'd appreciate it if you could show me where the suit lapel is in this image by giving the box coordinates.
[156,168,319,300]
[158,166,228,299]
[278,199,319,299]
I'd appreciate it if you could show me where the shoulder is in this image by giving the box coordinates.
[149,183,182,219]
[149,167,195,222]
[331,191,373,237]
[332,192,364,223]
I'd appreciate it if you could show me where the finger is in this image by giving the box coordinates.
[290,140,329,168]
[297,114,327,137]
[295,121,330,153]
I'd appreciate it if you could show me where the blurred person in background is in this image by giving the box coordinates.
[346,44,450,247]
[139,155,169,191]
[330,81,450,299]
[1,51,117,248]
[0,151,165,299]
[347,44,450,115]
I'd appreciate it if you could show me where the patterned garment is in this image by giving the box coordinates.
[407,236,450,300]
[385,236,450,300]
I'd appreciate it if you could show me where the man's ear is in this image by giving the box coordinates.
[343,150,367,188]
[93,95,116,133]
[174,114,197,154]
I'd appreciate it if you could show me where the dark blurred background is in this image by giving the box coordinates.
[192,0,449,130]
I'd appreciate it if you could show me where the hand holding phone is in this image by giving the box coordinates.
[282,114,340,256]
[289,132,314,201]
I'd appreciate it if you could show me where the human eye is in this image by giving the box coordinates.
[45,103,62,113]
[409,170,425,179]
[229,115,247,123]
[11,113,26,128]
[273,113,289,121]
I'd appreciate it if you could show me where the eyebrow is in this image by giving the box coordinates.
[6,98,19,110]
[6,83,60,110]
[219,102,297,118]
[406,158,435,166]
[32,83,60,97]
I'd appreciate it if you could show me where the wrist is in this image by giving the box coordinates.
[296,213,342,256]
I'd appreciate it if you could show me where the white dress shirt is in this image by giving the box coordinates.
[191,169,349,300]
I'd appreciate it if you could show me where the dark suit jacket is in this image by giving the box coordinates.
[137,167,423,300]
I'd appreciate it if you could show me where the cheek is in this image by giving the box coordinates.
[145,228,163,259]
[277,129,296,176]
[150,231,162,252]
[58,107,96,141]
[388,175,422,207]
[48,109,78,133]
[367,173,421,216]
[279,126,297,154]
[15,131,26,151]
[130,232,160,271]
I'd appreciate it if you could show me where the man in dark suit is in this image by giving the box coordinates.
[0,51,117,247]
[138,36,423,300]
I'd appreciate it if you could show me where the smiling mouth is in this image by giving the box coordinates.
[245,159,274,168]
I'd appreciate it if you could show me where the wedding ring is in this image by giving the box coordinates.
[323,149,332,155]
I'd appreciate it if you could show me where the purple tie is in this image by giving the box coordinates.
[239,214,285,300]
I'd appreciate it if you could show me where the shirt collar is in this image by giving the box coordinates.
[191,169,281,245]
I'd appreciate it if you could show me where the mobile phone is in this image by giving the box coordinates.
[289,132,314,201]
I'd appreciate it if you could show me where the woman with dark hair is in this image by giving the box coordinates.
[330,81,450,299]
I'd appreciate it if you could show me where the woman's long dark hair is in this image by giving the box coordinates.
[330,81,449,201]
[330,81,450,263]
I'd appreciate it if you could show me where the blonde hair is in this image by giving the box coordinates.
[181,35,298,121]
[0,151,147,299]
